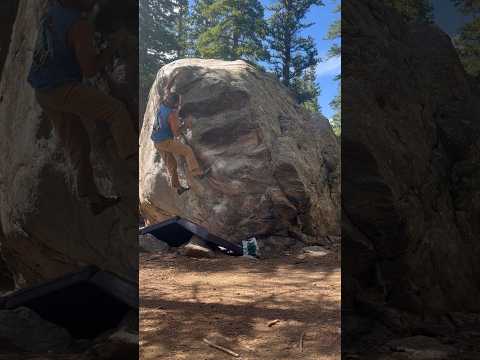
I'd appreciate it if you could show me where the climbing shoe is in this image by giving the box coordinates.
[89,195,121,215]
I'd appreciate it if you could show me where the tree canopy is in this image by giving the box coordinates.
[191,0,269,62]
[386,0,434,23]
[452,0,480,76]
[140,0,336,115]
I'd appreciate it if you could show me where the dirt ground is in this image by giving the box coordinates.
[140,250,341,360]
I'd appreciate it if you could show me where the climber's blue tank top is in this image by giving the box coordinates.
[151,104,174,142]
[28,5,83,90]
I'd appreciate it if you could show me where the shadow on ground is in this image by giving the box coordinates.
[140,252,340,360]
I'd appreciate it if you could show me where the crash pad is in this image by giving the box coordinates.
[0,266,137,339]
[140,217,243,256]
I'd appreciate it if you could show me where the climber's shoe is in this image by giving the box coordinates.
[176,186,190,196]
[89,194,121,215]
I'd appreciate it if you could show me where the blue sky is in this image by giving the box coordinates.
[432,0,473,36]
[261,0,341,119]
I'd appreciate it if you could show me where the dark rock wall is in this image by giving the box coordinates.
[343,0,480,321]
[0,0,18,83]
[0,0,18,294]
[0,1,138,286]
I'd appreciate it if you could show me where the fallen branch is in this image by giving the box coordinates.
[203,338,240,358]
[299,331,305,352]
[267,319,280,327]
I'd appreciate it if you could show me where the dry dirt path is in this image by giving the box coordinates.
[140,251,340,360]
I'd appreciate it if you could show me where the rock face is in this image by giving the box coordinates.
[0,252,14,293]
[0,307,72,353]
[343,0,480,350]
[138,234,169,253]
[0,0,18,83]
[140,59,340,243]
[0,0,138,286]
[385,336,455,360]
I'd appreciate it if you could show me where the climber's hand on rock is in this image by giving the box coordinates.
[185,115,193,130]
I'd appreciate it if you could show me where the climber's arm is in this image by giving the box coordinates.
[182,114,193,130]
[177,96,193,131]
[168,111,181,138]
[69,20,116,78]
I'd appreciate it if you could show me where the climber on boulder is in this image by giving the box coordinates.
[151,92,209,196]
[27,0,138,215]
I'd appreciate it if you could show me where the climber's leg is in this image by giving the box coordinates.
[163,151,181,189]
[36,91,120,215]
[36,83,137,160]
[155,144,190,195]
[155,139,203,177]
[39,105,98,198]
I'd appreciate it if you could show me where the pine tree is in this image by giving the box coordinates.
[292,66,321,112]
[139,0,190,113]
[452,0,480,76]
[452,0,480,14]
[386,0,434,23]
[177,0,189,58]
[267,0,323,97]
[189,0,215,56]
[191,0,269,62]
[325,2,340,136]
[329,87,341,136]
[325,4,340,59]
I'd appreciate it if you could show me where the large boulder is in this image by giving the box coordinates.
[0,0,138,286]
[140,59,340,243]
[343,0,480,346]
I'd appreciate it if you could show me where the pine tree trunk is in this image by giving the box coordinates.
[232,31,239,60]
[282,0,292,87]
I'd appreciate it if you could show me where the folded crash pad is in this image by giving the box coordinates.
[140,216,243,256]
[0,266,137,339]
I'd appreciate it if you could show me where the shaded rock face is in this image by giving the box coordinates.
[0,307,139,357]
[0,0,18,83]
[140,59,340,243]
[343,0,480,350]
[0,225,14,293]
[138,234,169,253]
[0,307,72,353]
[0,251,14,294]
[0,1,138,286]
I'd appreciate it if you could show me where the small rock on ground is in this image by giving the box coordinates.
[303,246,330,257]
[178,236,214,258]
[139,234,169,253]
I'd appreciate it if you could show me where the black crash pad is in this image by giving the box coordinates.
[0,266,137,339]
[140,217,243,256]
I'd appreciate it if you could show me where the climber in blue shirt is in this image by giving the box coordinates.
[27,0,137,215]
[151,92,209,195]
